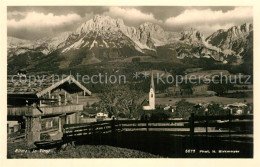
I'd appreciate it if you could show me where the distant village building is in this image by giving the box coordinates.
[96,112,108,118]
[7,74,91,145]
[192,84,208,95]
[226,102,248,115]
[167,84,215,96]
[164,105,176,112]
[168,85,182,96]
[143,72,155,110]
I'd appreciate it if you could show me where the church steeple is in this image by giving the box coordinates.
[150,71,154,90]
[143,71,156,110]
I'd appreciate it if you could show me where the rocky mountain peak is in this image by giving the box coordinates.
[228,23,252,37]
[206,23,253,51]
[7,16,253,71]
[180,28,204,43]
[138,22,165,36]
[75,15,126,35]
[8,37,33,49]
[242,23,253,32]
[139,22,162,30]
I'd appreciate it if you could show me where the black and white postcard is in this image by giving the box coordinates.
[1,0,260,167]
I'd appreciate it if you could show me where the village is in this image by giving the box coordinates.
[7,68,253,158]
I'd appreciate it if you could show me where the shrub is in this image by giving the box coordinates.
[149,111,171,121]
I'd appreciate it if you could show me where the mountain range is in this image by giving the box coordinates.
[7,15,253,73]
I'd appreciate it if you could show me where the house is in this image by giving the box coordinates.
[167,85,191,96]
[163,105,176,112]
[7,121,20,134]
[192,84,209,95]
[96,112,108,118]
[7,74,91,145]
[226,102,248,115]
[167,85,182,96]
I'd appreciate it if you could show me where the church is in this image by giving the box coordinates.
[143,72,155,110]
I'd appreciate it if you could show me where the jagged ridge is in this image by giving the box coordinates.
[7,15,253,72]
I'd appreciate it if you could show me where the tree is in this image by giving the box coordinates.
[208,76,235,96]
[175,99,195,119]
[98,85,142,118]
[207,103,226,116]
[149,110,171,121]
[208,82,229,96]
[180,81,193,95]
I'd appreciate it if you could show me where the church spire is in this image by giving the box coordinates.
[150,71,154,90]
[142,70,155,110]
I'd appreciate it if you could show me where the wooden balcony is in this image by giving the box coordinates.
[8,104,83,117]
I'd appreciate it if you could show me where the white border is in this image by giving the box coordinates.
[1,0,259,167]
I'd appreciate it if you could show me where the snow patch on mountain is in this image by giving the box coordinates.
[102,40,109,48]
[83,41,90,47]
[90,40,98,50]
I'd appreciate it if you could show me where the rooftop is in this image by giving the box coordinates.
[7,75,91,97]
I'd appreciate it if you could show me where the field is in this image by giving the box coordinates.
[7,131,253,158]
[156,96,253,105]
[78,94,252,107]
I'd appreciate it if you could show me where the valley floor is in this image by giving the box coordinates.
[79,94,253,106]
[156,96,252,105]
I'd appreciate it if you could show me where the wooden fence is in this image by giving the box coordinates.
[62,114,253,142]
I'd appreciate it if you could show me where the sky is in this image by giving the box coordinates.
[7,6,253,40]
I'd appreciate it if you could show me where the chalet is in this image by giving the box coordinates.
[7,74,91,145]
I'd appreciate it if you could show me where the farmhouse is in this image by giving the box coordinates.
[7,74,91,145]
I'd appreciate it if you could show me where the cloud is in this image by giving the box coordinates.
[165,7,253,35]
[165,7,252,26]
[104,7,161,25]
[195,23,235,35]
[8,11,83,39]
[8,11,81,28]
[7,11,26,20]
[7,7,253,39]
